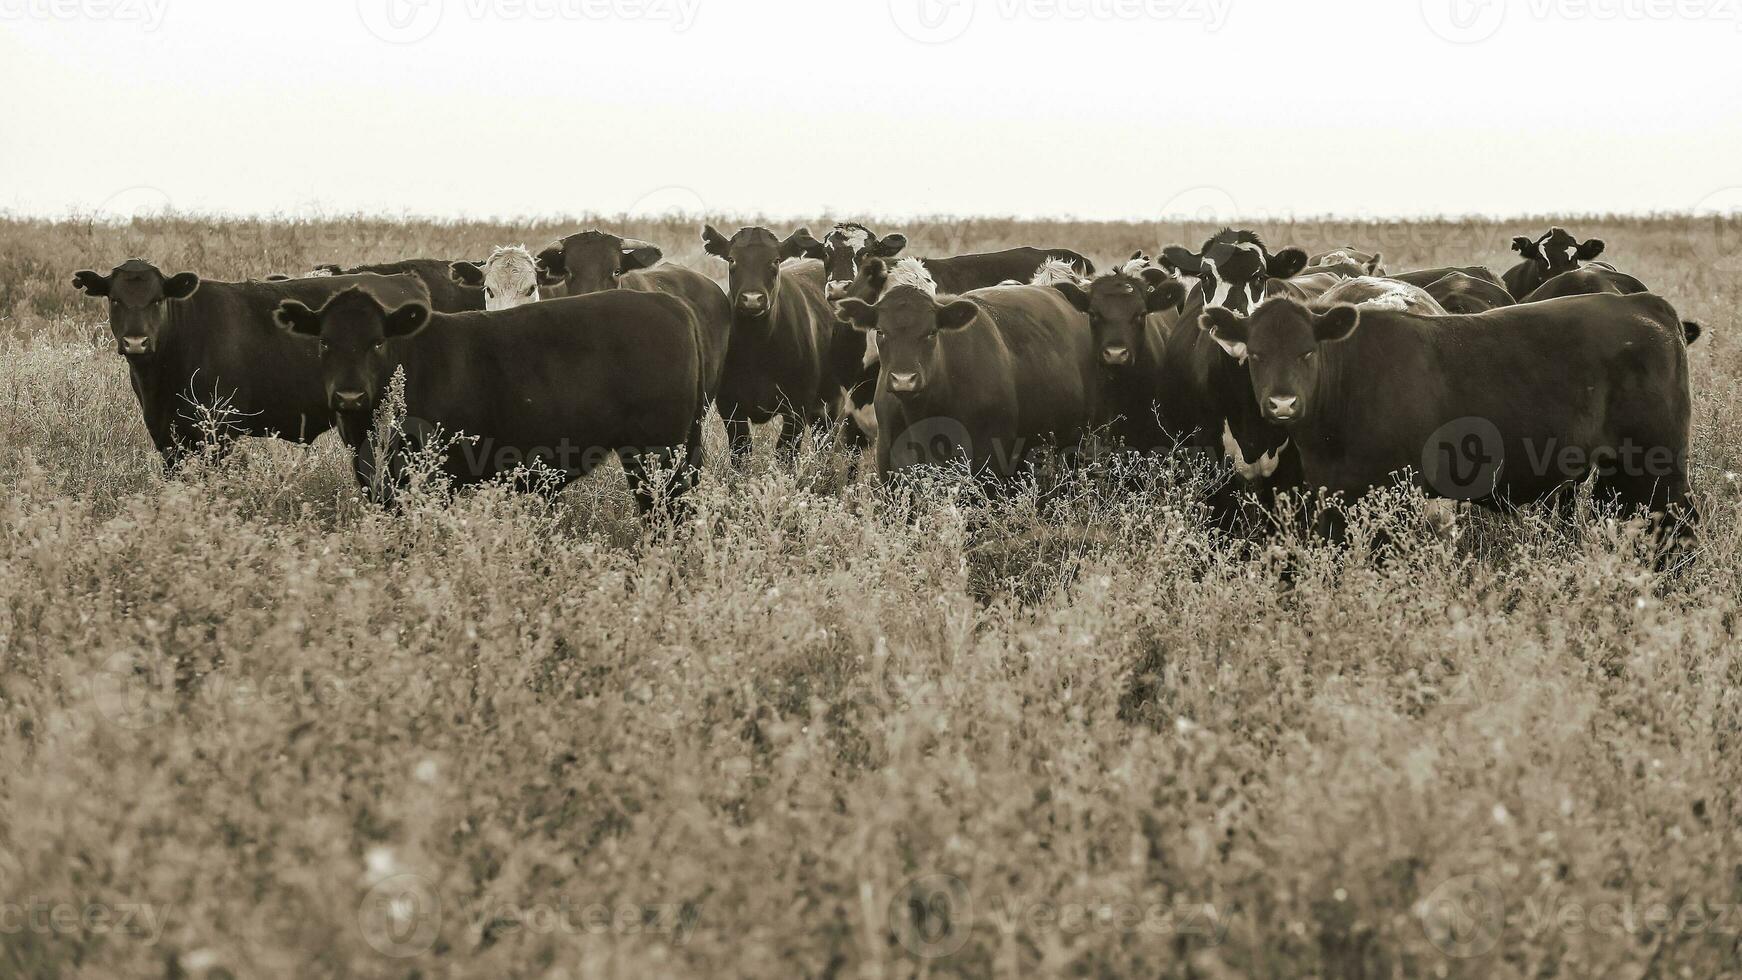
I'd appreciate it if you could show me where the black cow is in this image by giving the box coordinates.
[833,246,1097,306]
[313,258,485,312]
[1161,229,1310,314]
[1519,266,1701,344]
[834,282,1099,483]
[1423,271,1514,314]
[702,225,851,461]
[1389,266,1502,289]
[1201,293,1697,548]
[1503,228,1607,300]
[1051,263,1189,452]
[72,260,428,467]
[272,286,705,516]
[532,230,733,402]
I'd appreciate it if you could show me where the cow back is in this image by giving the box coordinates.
[621,265,733,402]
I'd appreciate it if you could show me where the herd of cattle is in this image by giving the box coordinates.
[72,221,1703,547]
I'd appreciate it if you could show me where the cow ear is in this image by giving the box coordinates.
[274,300,321,337]
[383,302,432,338]
[834,298,878,330]
[701,225,731,258]
[1052,282,1090,312]
[1266,247,1309,279]
[160,272,200,300]
[1574,238,1605,261]
[782,227,825,260]
[535,244,567,277]
[620,239,663,271]
[873,233,908,257]
[1510,236,1542,261]
[1199,306,1249,359]
[1365,252,1384,275]
[449,261,485,287]
[936,300,979,332]
[1159,246,1202,276]
[1313,305,1360,344]
[1145,276,1188,314]
[72,270,112,297]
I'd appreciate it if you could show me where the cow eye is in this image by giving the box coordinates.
[484,287,495,297]
[1302,350,1316,360]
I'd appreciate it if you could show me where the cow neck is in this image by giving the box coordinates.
[1297,339,1360,457]
[125,302,197,442]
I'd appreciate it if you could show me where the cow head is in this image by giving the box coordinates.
[819,223,908,300]
[534,230,663,295]
[273,286,431,416]
[1200,298,1359,426]
[701,225,822,320]
[1511,227,1605,281]
[1161,229,1309,314]
[834,283,978,398]
[73,259,201,357]
[450,245,541,310]
[1052,260,1187,368]
[1309,247,1386,276]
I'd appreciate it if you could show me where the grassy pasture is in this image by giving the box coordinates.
[1,211,1740,979]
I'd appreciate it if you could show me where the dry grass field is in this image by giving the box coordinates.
[1,211,1740,979]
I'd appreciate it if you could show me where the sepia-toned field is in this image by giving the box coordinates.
[2,211,1740,979]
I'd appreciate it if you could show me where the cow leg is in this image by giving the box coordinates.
[618,445,700,525]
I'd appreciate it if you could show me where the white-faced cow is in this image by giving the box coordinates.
[1503,227,1609,300]
[534,230,733,404]
[312,258,485,313]
[814,223,910,299]
[1160,229,1311,314]
[448,245,541,311]
[834,269,1100,485]
[702,225,853,461]
[272,286,706,518]
[1201,292,1698,553]
[72,260,430,468]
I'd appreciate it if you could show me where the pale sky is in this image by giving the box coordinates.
[3,0,1739,222]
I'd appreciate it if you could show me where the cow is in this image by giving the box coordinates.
[72,260,429,467]
[831,244,1097,305]
[701,225,852,461]
[1519,266,1702,344]
[1314,276,1446,315]
[833,269,1100,485]
[814,223,910,298]
[271,285,706,517]
[448,245,542,311]
[1308,246,1385,276]
[1389,265,1503,289]
[532,230,733,404]
[313,258,485,313]
[1424,271,1515,314]
[1502,227,1608,300]
[1199,292,1697,554]
[1160,229,1311,314]
[1050,258,1190,452]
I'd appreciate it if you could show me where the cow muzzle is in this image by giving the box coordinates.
[332,390,371,413]
[888,371,921,393]
[736,292,770,316]
[826,280,851,301]
[1266,395,1299,421]
[1101,345,1132,366]
[117,335,153,356]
